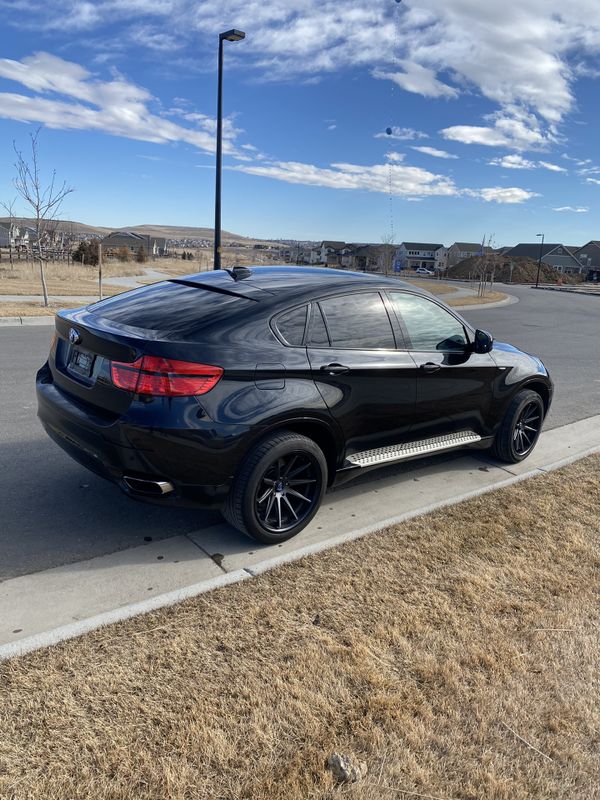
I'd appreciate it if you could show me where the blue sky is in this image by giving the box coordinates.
[1,0,600,245]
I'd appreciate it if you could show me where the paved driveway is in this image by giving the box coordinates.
[1,283,598,581]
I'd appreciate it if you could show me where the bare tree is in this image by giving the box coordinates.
[379,232,396,275]
[12,128,74,306]
[0,197,17,267]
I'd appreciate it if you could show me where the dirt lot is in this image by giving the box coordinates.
[1,456,598,800]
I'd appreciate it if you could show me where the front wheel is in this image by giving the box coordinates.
[492,389,545,463]
[222,430,327,544]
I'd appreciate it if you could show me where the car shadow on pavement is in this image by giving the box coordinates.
[0,438,220,582]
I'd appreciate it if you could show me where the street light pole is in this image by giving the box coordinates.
[535,232,545,288]
[214,29,245,271]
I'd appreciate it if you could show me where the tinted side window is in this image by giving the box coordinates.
[319,293,395,349]
[389,292,468,351]
[275,305,307,346]
[308,304,330,346]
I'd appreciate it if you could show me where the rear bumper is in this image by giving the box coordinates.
[36,365,243,509]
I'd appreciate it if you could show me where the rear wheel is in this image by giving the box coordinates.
[222,430,327,544]
[492,389,544,463]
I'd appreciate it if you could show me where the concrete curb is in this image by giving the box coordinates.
[533,285,600,297]
[2,440,599,663]
[0,315,54,326]
[452,293,518,311]
[0,569,250,661]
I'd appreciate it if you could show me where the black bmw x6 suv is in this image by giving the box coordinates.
[37,266,552,543]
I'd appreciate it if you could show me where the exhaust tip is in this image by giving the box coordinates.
[123,476,175,496]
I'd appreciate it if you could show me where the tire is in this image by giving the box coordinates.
[222,430,327,544]
[492,389,545,463]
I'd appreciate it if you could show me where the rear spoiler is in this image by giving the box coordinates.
[168,279,260,302]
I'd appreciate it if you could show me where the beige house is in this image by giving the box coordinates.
[101,231,168,257]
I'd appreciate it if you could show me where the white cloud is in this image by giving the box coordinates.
[232,157,539,207]
[0,52,244,154]
[553,206,589,212]
[232,159,459,198]
[411,146,458,160]
[375,127,428,141]
[586,178,600,185]
[373,63,458,99]
[538,161,567,172]
[442,109,555,151]
[474,187,541,204]
[326,123,336,131]
[385,152,405,162]
[489,154,536,169]
[489,155,568,171]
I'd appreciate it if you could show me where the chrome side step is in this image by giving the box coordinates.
[347,430,482,468]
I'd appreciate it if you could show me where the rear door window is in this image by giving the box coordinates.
[318,292,395,349]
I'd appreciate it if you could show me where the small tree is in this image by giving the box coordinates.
[0,198,17,267]
[12,129,74,306]
[379,232,396,275]
[117,246,130,263]
[136,245,147,264]
[72,239,99,267]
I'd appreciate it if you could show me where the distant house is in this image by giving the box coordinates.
[573,241,600,279]
[447,242,492,268]
[395,242,444,271]
[100,231,168,257]
[312,240,346,266]
[503,243,583,274]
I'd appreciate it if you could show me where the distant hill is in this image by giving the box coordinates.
[0,218,277,245]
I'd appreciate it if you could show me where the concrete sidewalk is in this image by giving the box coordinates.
[1,413,599,660]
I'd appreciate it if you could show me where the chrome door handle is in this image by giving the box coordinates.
[420,362,441,374]
[320,363,350,375]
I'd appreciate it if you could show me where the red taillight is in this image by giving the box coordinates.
[110,356,223,397]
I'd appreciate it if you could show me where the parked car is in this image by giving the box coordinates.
[37,266,552,544]
[415,267,434,275]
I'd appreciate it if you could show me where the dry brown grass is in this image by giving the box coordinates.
[0,260,142,296]
[1,457,599,799]
[405,278,457,295]
[0,302,60,316]
[446,290,508,307]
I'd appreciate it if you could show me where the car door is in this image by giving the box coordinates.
[306,291,417,455]
[387,291,501,439]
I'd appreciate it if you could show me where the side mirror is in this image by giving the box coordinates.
[473,329,494,354]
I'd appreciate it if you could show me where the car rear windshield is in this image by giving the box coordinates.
[87,281,249,338]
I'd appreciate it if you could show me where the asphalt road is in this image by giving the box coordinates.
[1,283,598,581]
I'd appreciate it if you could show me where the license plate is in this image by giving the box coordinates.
[69,347,95,378]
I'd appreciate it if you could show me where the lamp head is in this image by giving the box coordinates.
[220,29,246,42]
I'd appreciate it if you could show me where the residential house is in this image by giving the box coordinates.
[573,241,600,279]
[503,243,583,274]
[447,242,492,268]
[100,231,168,257]
[395,242,444,271]
[313,240,346,266]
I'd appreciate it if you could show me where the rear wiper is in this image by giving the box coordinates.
[168,279,260,302]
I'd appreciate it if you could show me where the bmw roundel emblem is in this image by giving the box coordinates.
[69,327,81,345]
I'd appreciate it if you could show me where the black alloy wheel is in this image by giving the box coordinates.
[255,452,320,534]
[512,400,542,457]
[492,389,545,464]
[223,430,327,544]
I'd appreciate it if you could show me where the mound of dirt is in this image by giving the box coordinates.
[448,255,583,284]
